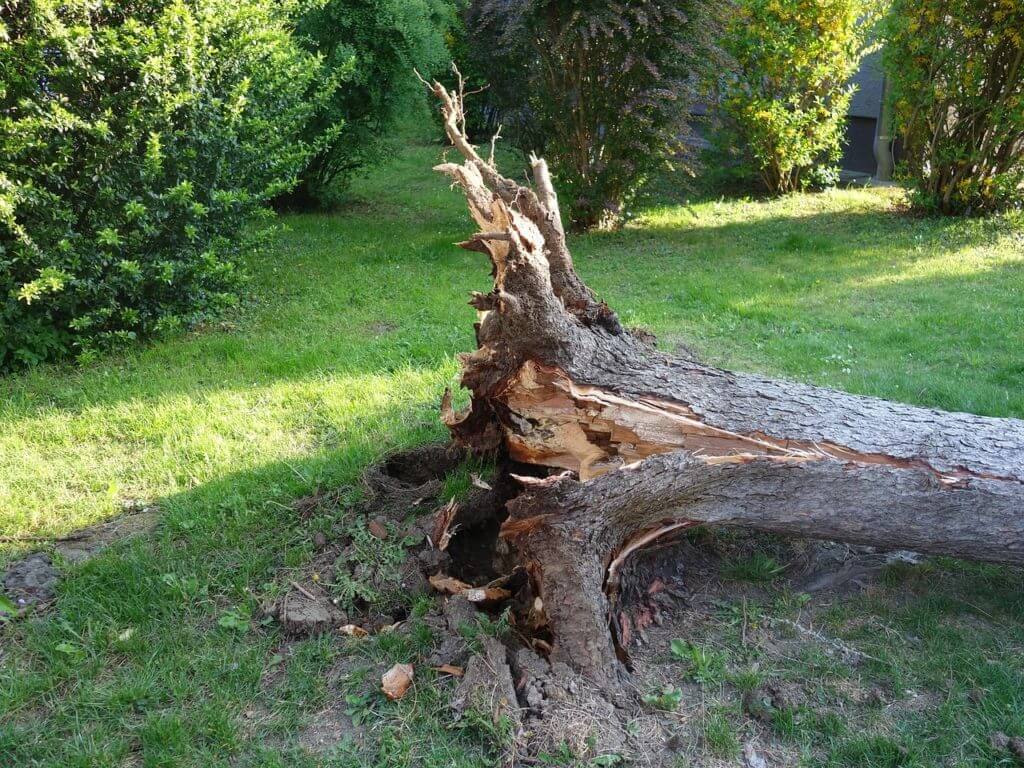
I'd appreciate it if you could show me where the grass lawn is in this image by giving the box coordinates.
[1,131,1023,767]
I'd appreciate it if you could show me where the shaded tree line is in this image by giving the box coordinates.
[453,0,1023,224]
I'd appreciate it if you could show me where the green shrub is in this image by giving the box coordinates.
[460,1,723,231]
[0,0,323,371]
[284,0,456,208]
[719,0,879,194]
[885,0,1024,214]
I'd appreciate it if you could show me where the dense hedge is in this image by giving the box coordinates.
[286,0,456,208]
[718,0,879,194]
[885,0,1024,214]
[0,0,328,370]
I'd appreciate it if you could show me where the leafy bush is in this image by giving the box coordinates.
[884,0,1024,214]
[284,0,456,207]
[718,0,879,193]
[0,0,323,371]
[459,1,723,231]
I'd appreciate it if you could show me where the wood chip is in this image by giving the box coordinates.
[432,499,459,550]
[433,664,464,677]
[464,586,512,607]
[428,573,472,595]
[381,663,414,700]
[440,388,457,427]
[367,520,388,540]
[470,473,492,490]
[339,624,368,638]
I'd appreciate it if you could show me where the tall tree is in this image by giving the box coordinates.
[462,0,722,230]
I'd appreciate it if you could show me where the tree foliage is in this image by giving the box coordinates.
[0,0,326,371]
[884,0,1024,214]
[459,0,722,231]
[718,0,879,194]
[285,0,457,208]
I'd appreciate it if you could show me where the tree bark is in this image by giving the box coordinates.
[424,78,1024,691]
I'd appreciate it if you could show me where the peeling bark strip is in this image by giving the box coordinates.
[423,75,1024,688]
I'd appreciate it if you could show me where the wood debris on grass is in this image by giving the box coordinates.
[434,664,464,677]
[429,573,472,595]
[381,663,414,701]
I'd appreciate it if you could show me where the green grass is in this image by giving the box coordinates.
[2,130,1023,766]
[721,551,786,583]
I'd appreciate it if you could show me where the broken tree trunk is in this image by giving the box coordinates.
[424,78,1024,692]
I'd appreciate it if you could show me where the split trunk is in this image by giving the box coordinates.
[424,79,1024,692]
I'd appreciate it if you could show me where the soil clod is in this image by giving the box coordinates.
[3,553,60,607]
[452,637,520,732]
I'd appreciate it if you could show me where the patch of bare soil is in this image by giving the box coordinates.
[2,505,159,609]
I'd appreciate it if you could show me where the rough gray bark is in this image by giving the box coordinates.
[424,76,1024,690]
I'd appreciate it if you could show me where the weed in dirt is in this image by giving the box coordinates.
[670,639,729,686]
[440,456,496,502]
[457,606,513,653]
[727,667,765,692]
[721,551,786,582]
[702,711,740,758]
[642,684,685,712]
[329,516,415,615]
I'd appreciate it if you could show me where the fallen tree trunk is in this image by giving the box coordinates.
[424,77,1024,692]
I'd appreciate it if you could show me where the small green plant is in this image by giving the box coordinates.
[0,594,17,623]
[217,606,252,633]
[53,641,86,662]
[703,712,740,758]
[454,708,518,759]
[344,691,378,726]
[458,607,513,652]
[670,639,728,685]
[538,743,578,765]
[772,706,797,737]
[727,667,765,692]
[881,558,936,587]
[330,516,415,613]
[440,456,496,502]
[722,552,785,582]
[642,685,685,711]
